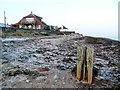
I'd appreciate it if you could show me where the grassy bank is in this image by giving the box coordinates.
[2,31,41,38]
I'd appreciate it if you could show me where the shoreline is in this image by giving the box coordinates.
[1,33,120,88]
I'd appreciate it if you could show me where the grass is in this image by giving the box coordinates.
[2,31,41,37]
[12,32,23,36]
[2,32,23,37]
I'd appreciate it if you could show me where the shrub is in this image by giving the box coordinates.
[12,32,23,36]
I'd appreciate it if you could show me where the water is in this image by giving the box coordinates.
[75,28,119,41]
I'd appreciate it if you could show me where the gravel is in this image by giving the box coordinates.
[1,34,120,88]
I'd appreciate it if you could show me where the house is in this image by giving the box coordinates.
[12,12,48,29]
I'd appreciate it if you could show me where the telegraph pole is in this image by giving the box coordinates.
[118,1,120,79]
[4,11,6,28]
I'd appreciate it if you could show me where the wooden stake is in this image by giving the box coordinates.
[82,46,86,80]
[86,46,94,84]
[76,47,84,80]
[76,45,94,84]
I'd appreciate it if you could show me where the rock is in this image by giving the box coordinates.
[93,67,99,77]
[2,59,9,64]
[36,49,41,54]
[62,57,73,63]
[71,65,77,76]
[54,74,61,80]
[22,69,32,75]
[35,67,50,72]
[118,76,120,82]
[56,65,66,70]
[7,69,22,76]
[36,76,47,80]
[26,79,30,83]
[95,63,104,67]
[22,68,46,79]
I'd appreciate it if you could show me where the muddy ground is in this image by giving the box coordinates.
[1,34,120,89]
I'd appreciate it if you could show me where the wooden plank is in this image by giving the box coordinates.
[76,46,84,80]
[86,46,94,84]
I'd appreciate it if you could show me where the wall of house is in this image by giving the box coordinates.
[18,17,42,29]
[19,25,22,28]
[37,25,41,29]
[26,18,34,22]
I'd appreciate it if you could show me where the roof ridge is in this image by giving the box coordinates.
[23,12,42,19]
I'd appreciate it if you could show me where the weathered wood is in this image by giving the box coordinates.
[0,28,2,59]
[82,46,86,80]
[86,46,94,84]
[76,45,94,84]
[76,47,84,80]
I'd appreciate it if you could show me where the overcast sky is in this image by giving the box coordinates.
[0,0,119,40]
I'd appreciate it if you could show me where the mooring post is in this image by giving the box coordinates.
[76,47,84,80]
[82,46,87,80]
[76,45,94,84]
[86,46,94,84]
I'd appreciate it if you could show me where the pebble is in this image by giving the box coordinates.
[26,79,30,83]
[54,74,60,80]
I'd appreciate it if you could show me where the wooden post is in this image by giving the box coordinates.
[86,46,94,84]
[76,45,94,84]
[76,47,84,80]
[82,46,86,80]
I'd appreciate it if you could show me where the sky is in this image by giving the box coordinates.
[0,0,119,40]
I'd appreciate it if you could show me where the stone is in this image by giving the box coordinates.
[35,67,50,72]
